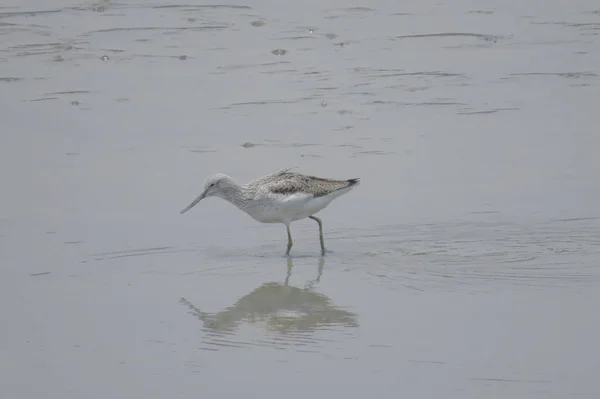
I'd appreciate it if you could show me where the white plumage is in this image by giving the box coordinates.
[180,167,360,256]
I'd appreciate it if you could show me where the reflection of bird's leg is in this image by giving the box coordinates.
[285,224,293,255]
[316,257,324,283]
[305,257,325,290]
[285,256,293,286]
[309,216,326,256]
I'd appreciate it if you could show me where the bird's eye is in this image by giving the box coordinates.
[209,183,215,187]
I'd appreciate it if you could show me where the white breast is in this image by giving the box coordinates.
[242,192,334,224]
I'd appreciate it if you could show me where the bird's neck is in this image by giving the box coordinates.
[219,182,252,209]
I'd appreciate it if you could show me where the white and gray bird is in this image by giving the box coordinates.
[180,167,360,256]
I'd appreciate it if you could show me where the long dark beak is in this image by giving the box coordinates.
[180,192,206,214]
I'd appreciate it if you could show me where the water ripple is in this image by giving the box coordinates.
[330,218,600,291]
[394,32,500,43]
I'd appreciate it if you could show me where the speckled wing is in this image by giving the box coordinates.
[248,166,298,186]
[266,173,360,198]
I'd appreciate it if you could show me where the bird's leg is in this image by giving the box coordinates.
[285,224,293,256]
[309,216,326,256]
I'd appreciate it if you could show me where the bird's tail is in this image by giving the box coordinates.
[347,178,360,186]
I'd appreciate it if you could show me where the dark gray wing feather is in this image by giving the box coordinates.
[267,173,359,198]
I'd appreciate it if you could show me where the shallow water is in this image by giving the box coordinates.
[1,0,600,397]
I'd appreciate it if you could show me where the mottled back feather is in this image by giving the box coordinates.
[247,167,297,187]
[262,172,360,198]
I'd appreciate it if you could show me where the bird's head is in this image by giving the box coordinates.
[180,173,236,214]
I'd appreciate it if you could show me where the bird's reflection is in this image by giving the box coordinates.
[180,257,358,336]
[284,256,323,289]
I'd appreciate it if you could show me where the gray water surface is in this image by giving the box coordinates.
[1,0,600,398]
